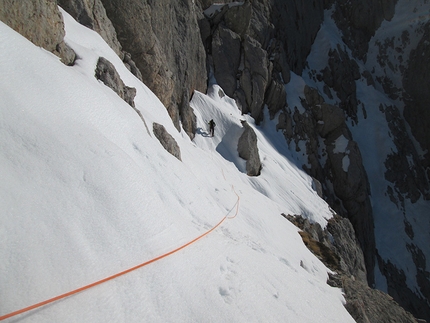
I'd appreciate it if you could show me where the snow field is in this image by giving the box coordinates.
[0,8,354,323]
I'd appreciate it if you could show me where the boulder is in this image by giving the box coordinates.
[237,121,262,176]
[153,123,181,161]
[95,57,136,107]
[0,0,75,65]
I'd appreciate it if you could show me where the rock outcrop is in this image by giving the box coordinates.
[279,85,375,285]
[99,0,207,134]
[57,0,122,58]
[332,0,398,59]
[95,57,136,107]
[201,0,322,123]
[153,123,182,161]
[329,274,418,323]
[286,214,417,323]
[0,0,75,65]
[237,121,262,176]
[403,21,430,179]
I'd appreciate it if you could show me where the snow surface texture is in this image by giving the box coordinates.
[0,8,354,323]
[302,0,430,296]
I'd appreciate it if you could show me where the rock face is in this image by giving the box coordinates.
[280,85,376,285]
[95,57,136,107]
[201,0,321,123]
[329,274,418,323]
[403,21,430,179]
[286,214,416,323]
[332,0,398,59]
[57,0,122,58]
[152,123,181,161]
[237,121,262,176]
[0,0,75,65]
[99,0,207,134]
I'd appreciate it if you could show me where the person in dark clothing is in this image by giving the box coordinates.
[208,119,216,137]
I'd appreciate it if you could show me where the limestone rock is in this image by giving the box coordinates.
[100,0,207,134]
[123,52,143,82]
[329,274,418,323]
[265,79,287,119]
[179,92,197,141]
[384,104,429,204]
[57,0,122,58]
[241,35,270,122]
[237,121,262,176]
[95,57,136,107]
[403,21,430,178]
[327,215,367,282]
[212,25,241,97]
[332,0,398,59]
[269,0,324,74]
[0,0,75,65]
[322,45,360,121]
[224,1,252,37]
[153,123,181,161]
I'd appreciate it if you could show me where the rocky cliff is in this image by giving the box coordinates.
[1,0,429,321]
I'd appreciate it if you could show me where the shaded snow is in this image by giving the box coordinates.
[303,0,430,297]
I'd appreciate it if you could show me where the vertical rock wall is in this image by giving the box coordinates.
[100,0,207,137]
[0,0,75,65]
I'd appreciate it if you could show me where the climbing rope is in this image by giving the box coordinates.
[0,186,240,321]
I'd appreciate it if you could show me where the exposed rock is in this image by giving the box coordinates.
[224,1,252,38]
[403,21,430,179]
[269,0,324,74]
[237,121,262,176]
[378,253,430,322]
[123,52,143,82]
[327,215,367,282]
[241,35,270,122]
[322,45,360,121]
[153,123,181,161]
[384,104,429,204]
[212,24,241,97]
[328,274,418,323]
[95,57,136,107]
[332,0,398,59]
[100,0,207,134]
[179,92,197,141]
[0,0,75,65]
[57,0,122,58]
[269,39,291,84]
[286,213,367,282]
[281,86,376,285]
[265,79,287,119]
[286,214,417,323]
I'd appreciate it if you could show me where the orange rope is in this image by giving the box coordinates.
[0,189,240,321]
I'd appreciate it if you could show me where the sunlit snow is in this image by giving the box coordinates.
[0,8,354,323]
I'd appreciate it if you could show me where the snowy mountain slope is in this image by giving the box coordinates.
[300,0,430,313]
[0,10,354,323]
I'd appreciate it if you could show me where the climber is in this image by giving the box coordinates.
[208,119,216,137]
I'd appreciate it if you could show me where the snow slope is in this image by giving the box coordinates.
[0,9,354,323]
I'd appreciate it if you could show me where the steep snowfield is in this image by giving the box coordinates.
[0,9,354,323]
